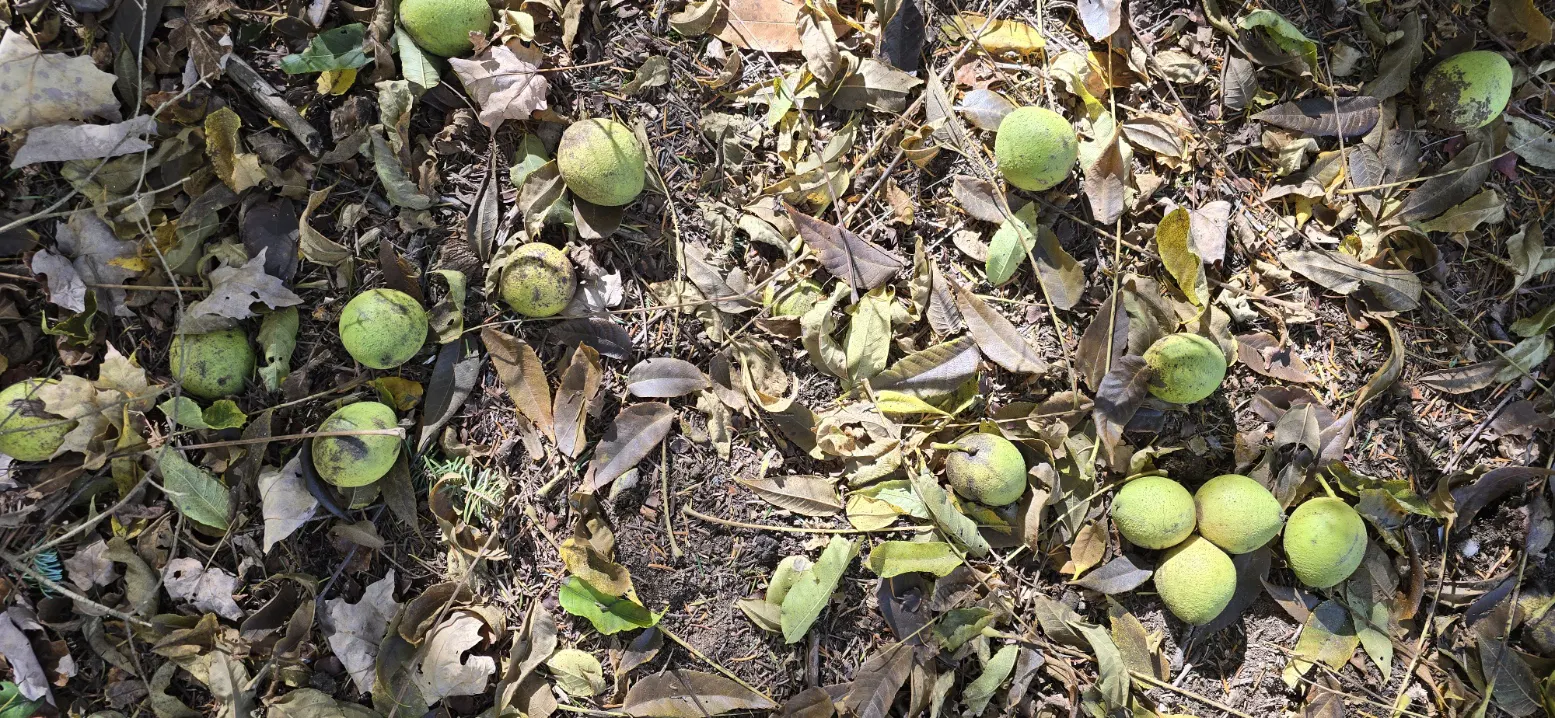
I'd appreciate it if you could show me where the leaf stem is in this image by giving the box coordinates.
[681,506,931,535]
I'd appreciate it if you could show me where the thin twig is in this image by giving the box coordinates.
[682,506,931,535]
[173,428,405,451]
[1130,670,1255,718]
[1,551,154,628]
[658,626,772,702]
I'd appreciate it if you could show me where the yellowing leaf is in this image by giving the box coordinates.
[874,390,951,417]
[1155,207,1207,307]
[204,107,264,192]
[0,30,120,132]
[845,287,893,385]
[941,14,1044,55]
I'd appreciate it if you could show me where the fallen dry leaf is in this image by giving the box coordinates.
[10,116,157,168]
[450,44,550,129]
[259,457,316,552]
[414,612,498,702]
[0,29,120,132]
[323,571,399,694]
[162,558,245,621]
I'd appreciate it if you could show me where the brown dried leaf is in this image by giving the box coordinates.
[951,282,1046,374]
[1253,96,1379,138]
[449,45,550,130]
[589,403,676,490]
[554,343,602,458]
[1278,249,1421,311]
[785,205,906,295]
[482,328,554,440]
[623,669,776,717]
[626,358,710,398]
[1236,332,1318,383]
[1093,355,1151,451]
[738,475,842,516]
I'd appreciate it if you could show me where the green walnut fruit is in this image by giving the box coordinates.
[557,118,647,207]
[994,106,1079,192]
[398,0,493,57]
[1142,333,1227,404]
[312,401,401,487]
[339,289,428,370]
[1421,51,1513,131]
[500,243,577,318]
[1111,476,1195,549]
[0,379,76,462]
[1154,535,1236,625]
[1195,474,1284,554]
[169,328,255,399]
[1283,497,1367,589]
[944,433,1027,507]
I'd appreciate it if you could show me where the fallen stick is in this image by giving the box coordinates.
[225,55,325,156]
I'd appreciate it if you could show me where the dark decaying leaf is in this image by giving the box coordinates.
[841,643,914,718]
[589,403,677,490]
[417,337,482,453]
[626,358,710,398]
[1475,618,1543,717]
[376,238,424,304]
[1076,292,1128,391]
[466,148,501,264]
[554,343,602,458]
[1072,554,1152,594]
[482,328,555,440]
[1278,249,1420,311]
[550,318,635,360]
[780,687,837,718]
[736,475,842,516]
[786,204,906,295]
[951,283,1046,374]
[1237,332,1317,383]
[621,669,776,717]
[867,336,979,398]
[1093,356,1151,451]
[1397,141,1492,222]
[877,575,930,644]
[1362,11,1422,101]
[618,628,663,677]
[1450,467,1555,528]
[240,198,299,284]
[1252,95,1379,138]
[879,0,925,73]
[1190,546,1272,640]
[1222,55,1257,113]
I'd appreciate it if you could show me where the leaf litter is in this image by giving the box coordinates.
[2,1,1552,717]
